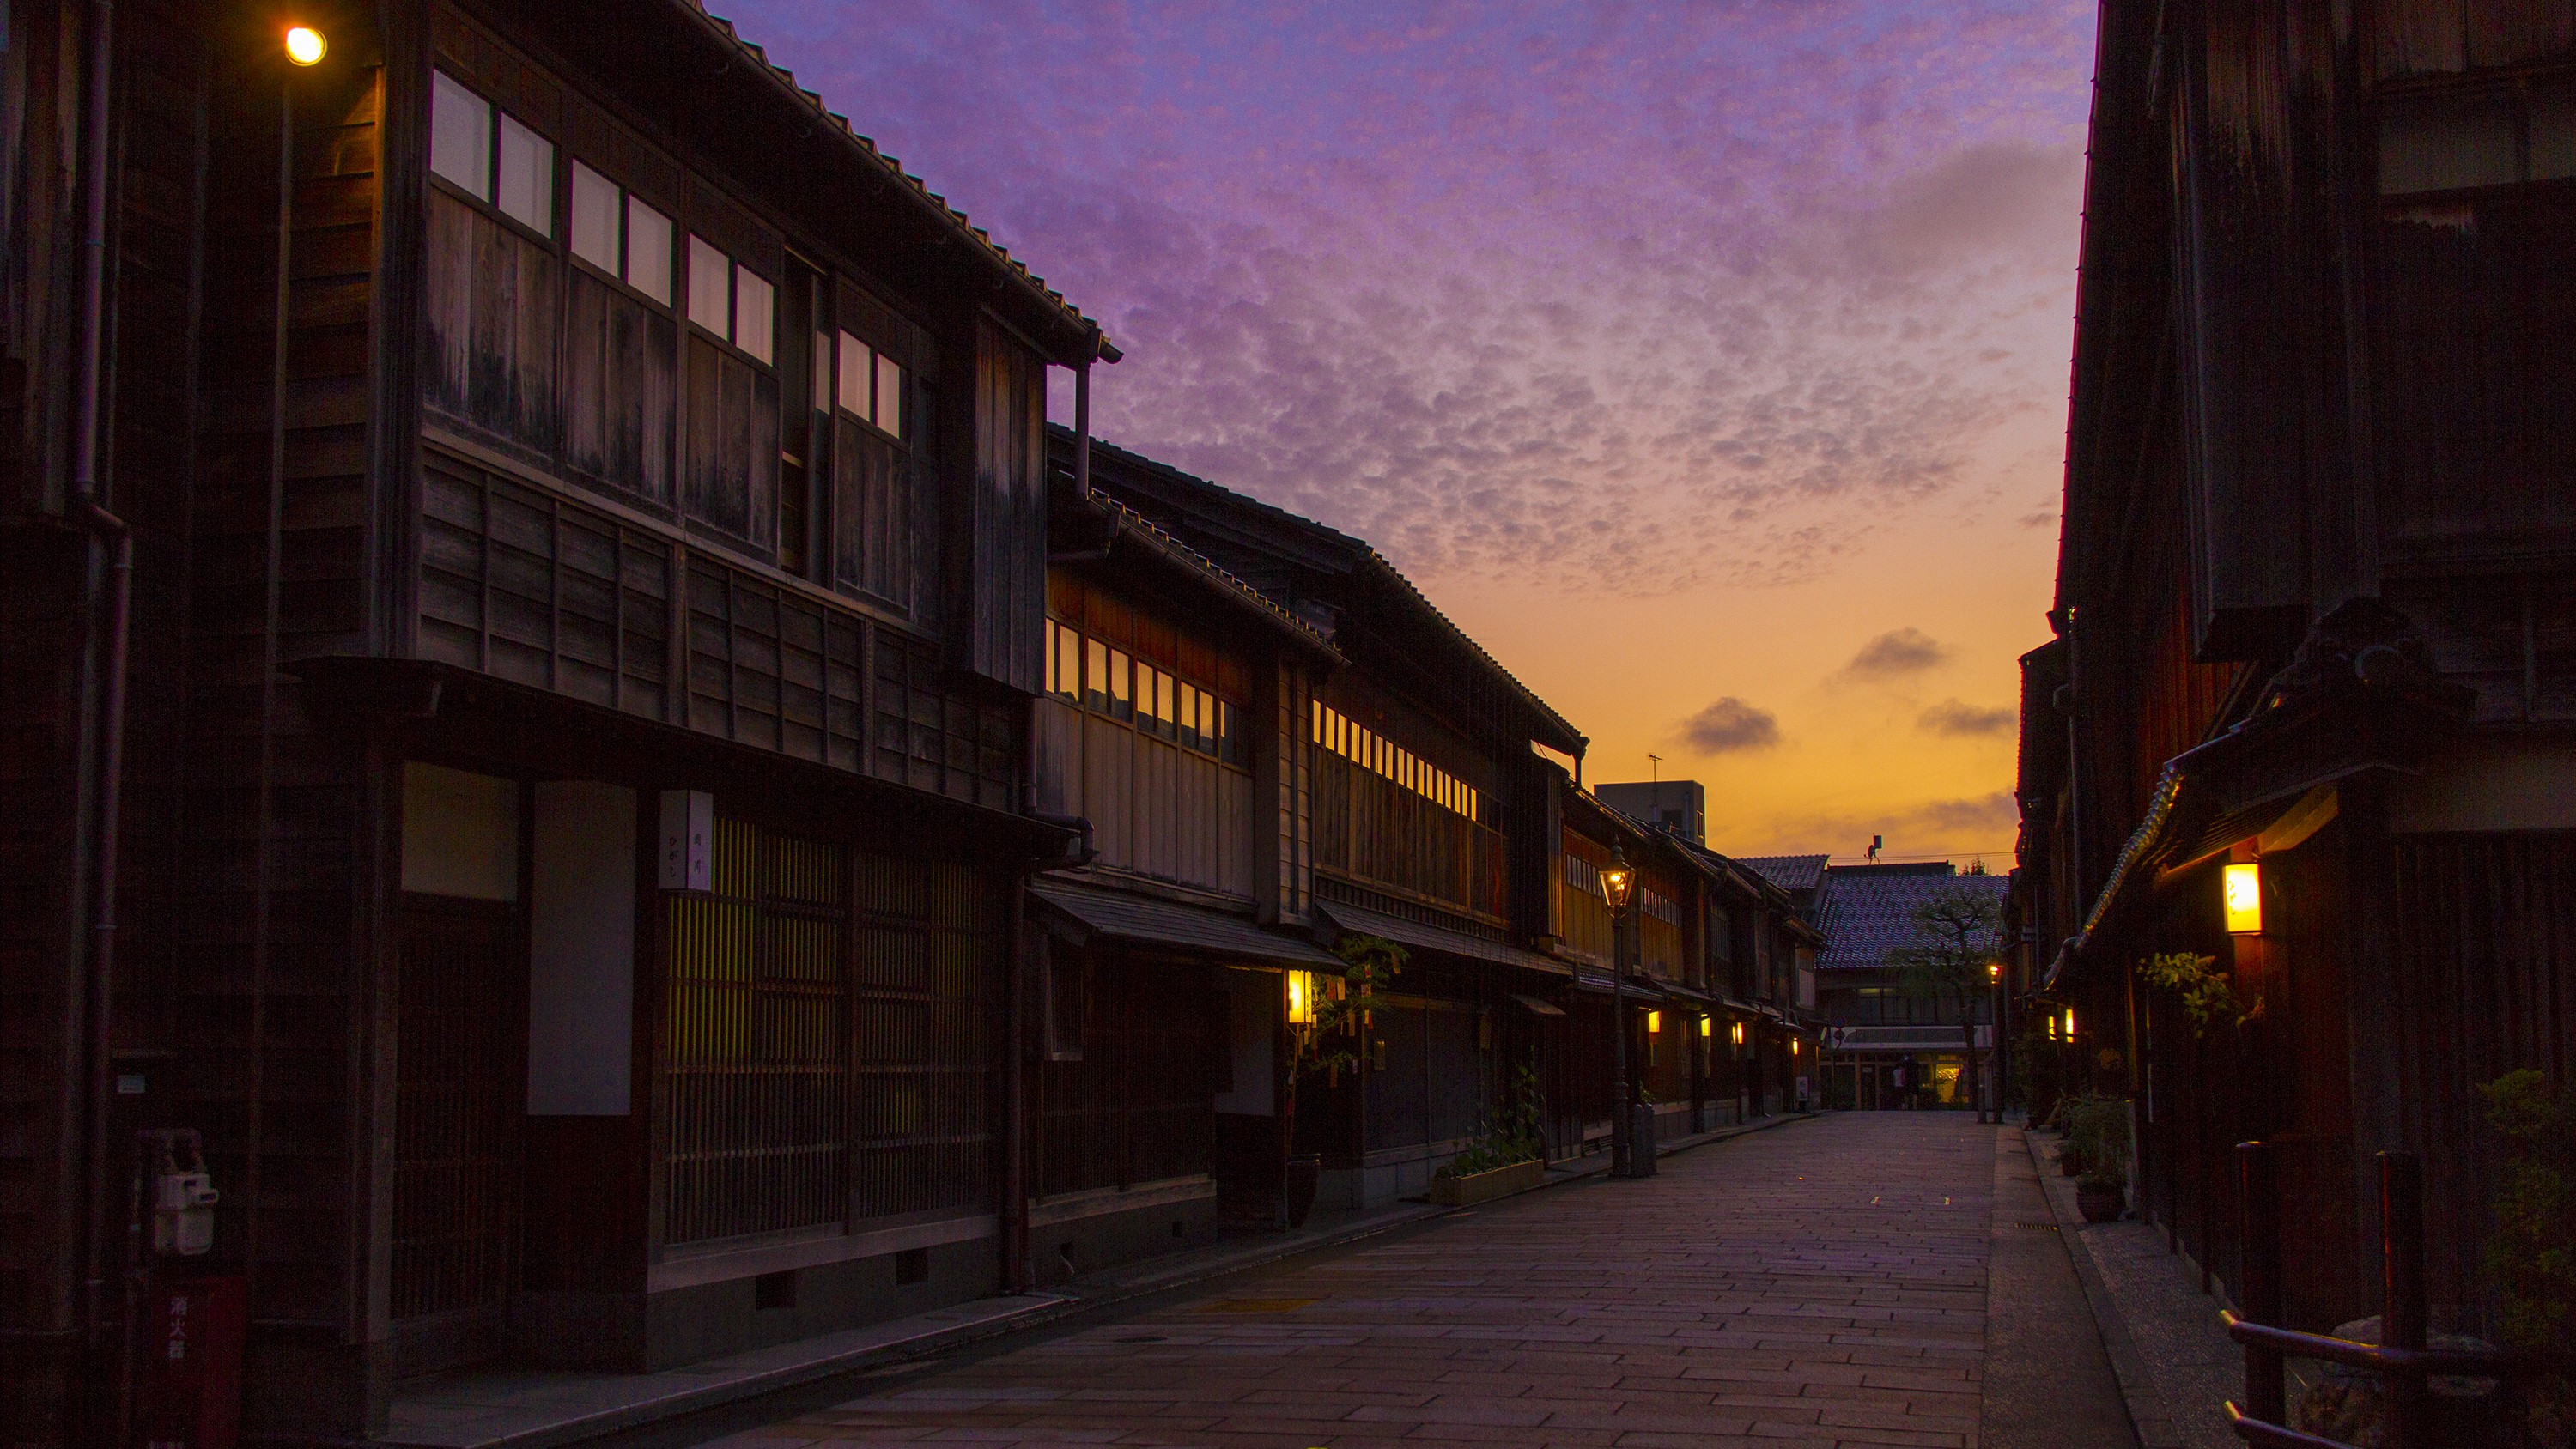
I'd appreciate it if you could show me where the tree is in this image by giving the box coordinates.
[1886,887,2002,1112]
[1282,933,1406,1142]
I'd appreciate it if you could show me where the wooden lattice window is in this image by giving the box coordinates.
[662,820,848,1245]
[849,855,994,1221]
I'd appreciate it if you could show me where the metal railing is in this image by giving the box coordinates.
[2223,1143,2572,1447]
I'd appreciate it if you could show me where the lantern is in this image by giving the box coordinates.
[1646,1010,1661,1034]
[285,26,327,64]
[2224,861,2263,935]
[1285,970,1318,1027]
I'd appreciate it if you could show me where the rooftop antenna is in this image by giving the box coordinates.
[1648,754,1662,790]
[1867,834,1883,861]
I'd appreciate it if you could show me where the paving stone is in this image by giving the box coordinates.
[744,1114,2115,1447]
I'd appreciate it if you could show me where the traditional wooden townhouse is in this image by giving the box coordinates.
[1022,476,1351,1272]
[1712,852,1828,1117]
[3,0,1114,1438]
[1066,433,1613,1206]
[1807,863,2008,1112]
[2017,0,2576,1346]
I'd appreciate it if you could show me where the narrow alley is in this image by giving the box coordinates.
[697,1115,2130,1448]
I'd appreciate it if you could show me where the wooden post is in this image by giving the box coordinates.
[2235,1140,2285,1424]
[2379,1151,2429,1449]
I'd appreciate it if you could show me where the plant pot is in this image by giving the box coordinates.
[1284,1154,1321,1229]
[2077,1184,2124,1223]
[2059,1151,2085,1177]
[1430,1157,1545,1208]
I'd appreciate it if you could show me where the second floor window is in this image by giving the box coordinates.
[568,161,671,305]
[432,70,551,238]
[1311,702,1479,822]
[1043,617,1242,766]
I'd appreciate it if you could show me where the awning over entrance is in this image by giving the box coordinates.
[1511,993,1567,1017]
[1032,879,1345,968]
[1311,900,1568,976]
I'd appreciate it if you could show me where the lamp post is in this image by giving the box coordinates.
[1601,846,1650,1179]
[1984,961,2004,1124]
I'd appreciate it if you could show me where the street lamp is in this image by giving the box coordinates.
[1602,846,1653,1178]
[1985,961,2005,1123]
[284,26,327,65]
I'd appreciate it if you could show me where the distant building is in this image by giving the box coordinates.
[1810,863,2008,1110]
[1595,779,1706,846]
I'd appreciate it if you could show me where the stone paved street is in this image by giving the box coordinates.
[702,1115,2127,1448]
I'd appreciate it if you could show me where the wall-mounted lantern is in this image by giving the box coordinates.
[1988,961,2002,985]
[285,25,327,64]
[1646,1010,1661,1034]
[1285,970,1318,1027]
[2224,861,2263,935]
[1731,1021,1746,1046]
[2063,1008,2077,1039]
[1699,1015,1712,1039]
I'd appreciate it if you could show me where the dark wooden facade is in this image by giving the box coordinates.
[2016,0,2576,1351]
[2,0,1107,1439]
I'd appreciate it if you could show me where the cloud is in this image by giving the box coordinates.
[1677,697,1782,755]
[1917,699,2018,737]
[1911,791,2020,833]
[720,0,2098,597]
[1842,627,1949,678]
[1749,790,2021,856]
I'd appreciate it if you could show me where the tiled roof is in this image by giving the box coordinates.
[1734,854,1830,893]
[1814,870,2009,972]
[687,3,1109,356]
[1072,430,1587,755]
[1085,492,1341,660]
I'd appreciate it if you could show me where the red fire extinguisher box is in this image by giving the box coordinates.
[137,1276,246,1449]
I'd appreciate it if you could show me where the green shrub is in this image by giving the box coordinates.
[2065,1096,2132,1189]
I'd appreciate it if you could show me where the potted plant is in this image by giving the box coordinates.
[1431,1062,1545,1207]
[1279,934,1405,1228]
[2077,1169,2126,1223]
[2066,1096,2133,1209]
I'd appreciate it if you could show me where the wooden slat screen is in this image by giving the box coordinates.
[392,899,524,1323]
[663,820,848,1245]
[422,449,674,718]
[684,559,867,771]
[849,852,996,1221]
[1311,755,1507,922]
[874,632,1015,810]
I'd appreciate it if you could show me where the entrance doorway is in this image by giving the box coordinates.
[391,894,526,1377]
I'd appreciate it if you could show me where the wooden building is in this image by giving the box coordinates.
[2015,0,2576,1344]
[1801,863,2006,1112]
[1024,476,1349,1269]
[2,0,1110,1437]
[1069,434,1601,1206]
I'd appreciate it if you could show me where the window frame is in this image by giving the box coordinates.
[428,67,556,246]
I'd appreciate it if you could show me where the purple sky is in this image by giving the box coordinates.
[722,1,2099,856]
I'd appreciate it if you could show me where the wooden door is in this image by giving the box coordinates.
[391,895,526,1378]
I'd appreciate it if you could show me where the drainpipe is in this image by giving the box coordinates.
[66,0,133,1410]
[1072,343,1094,499]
